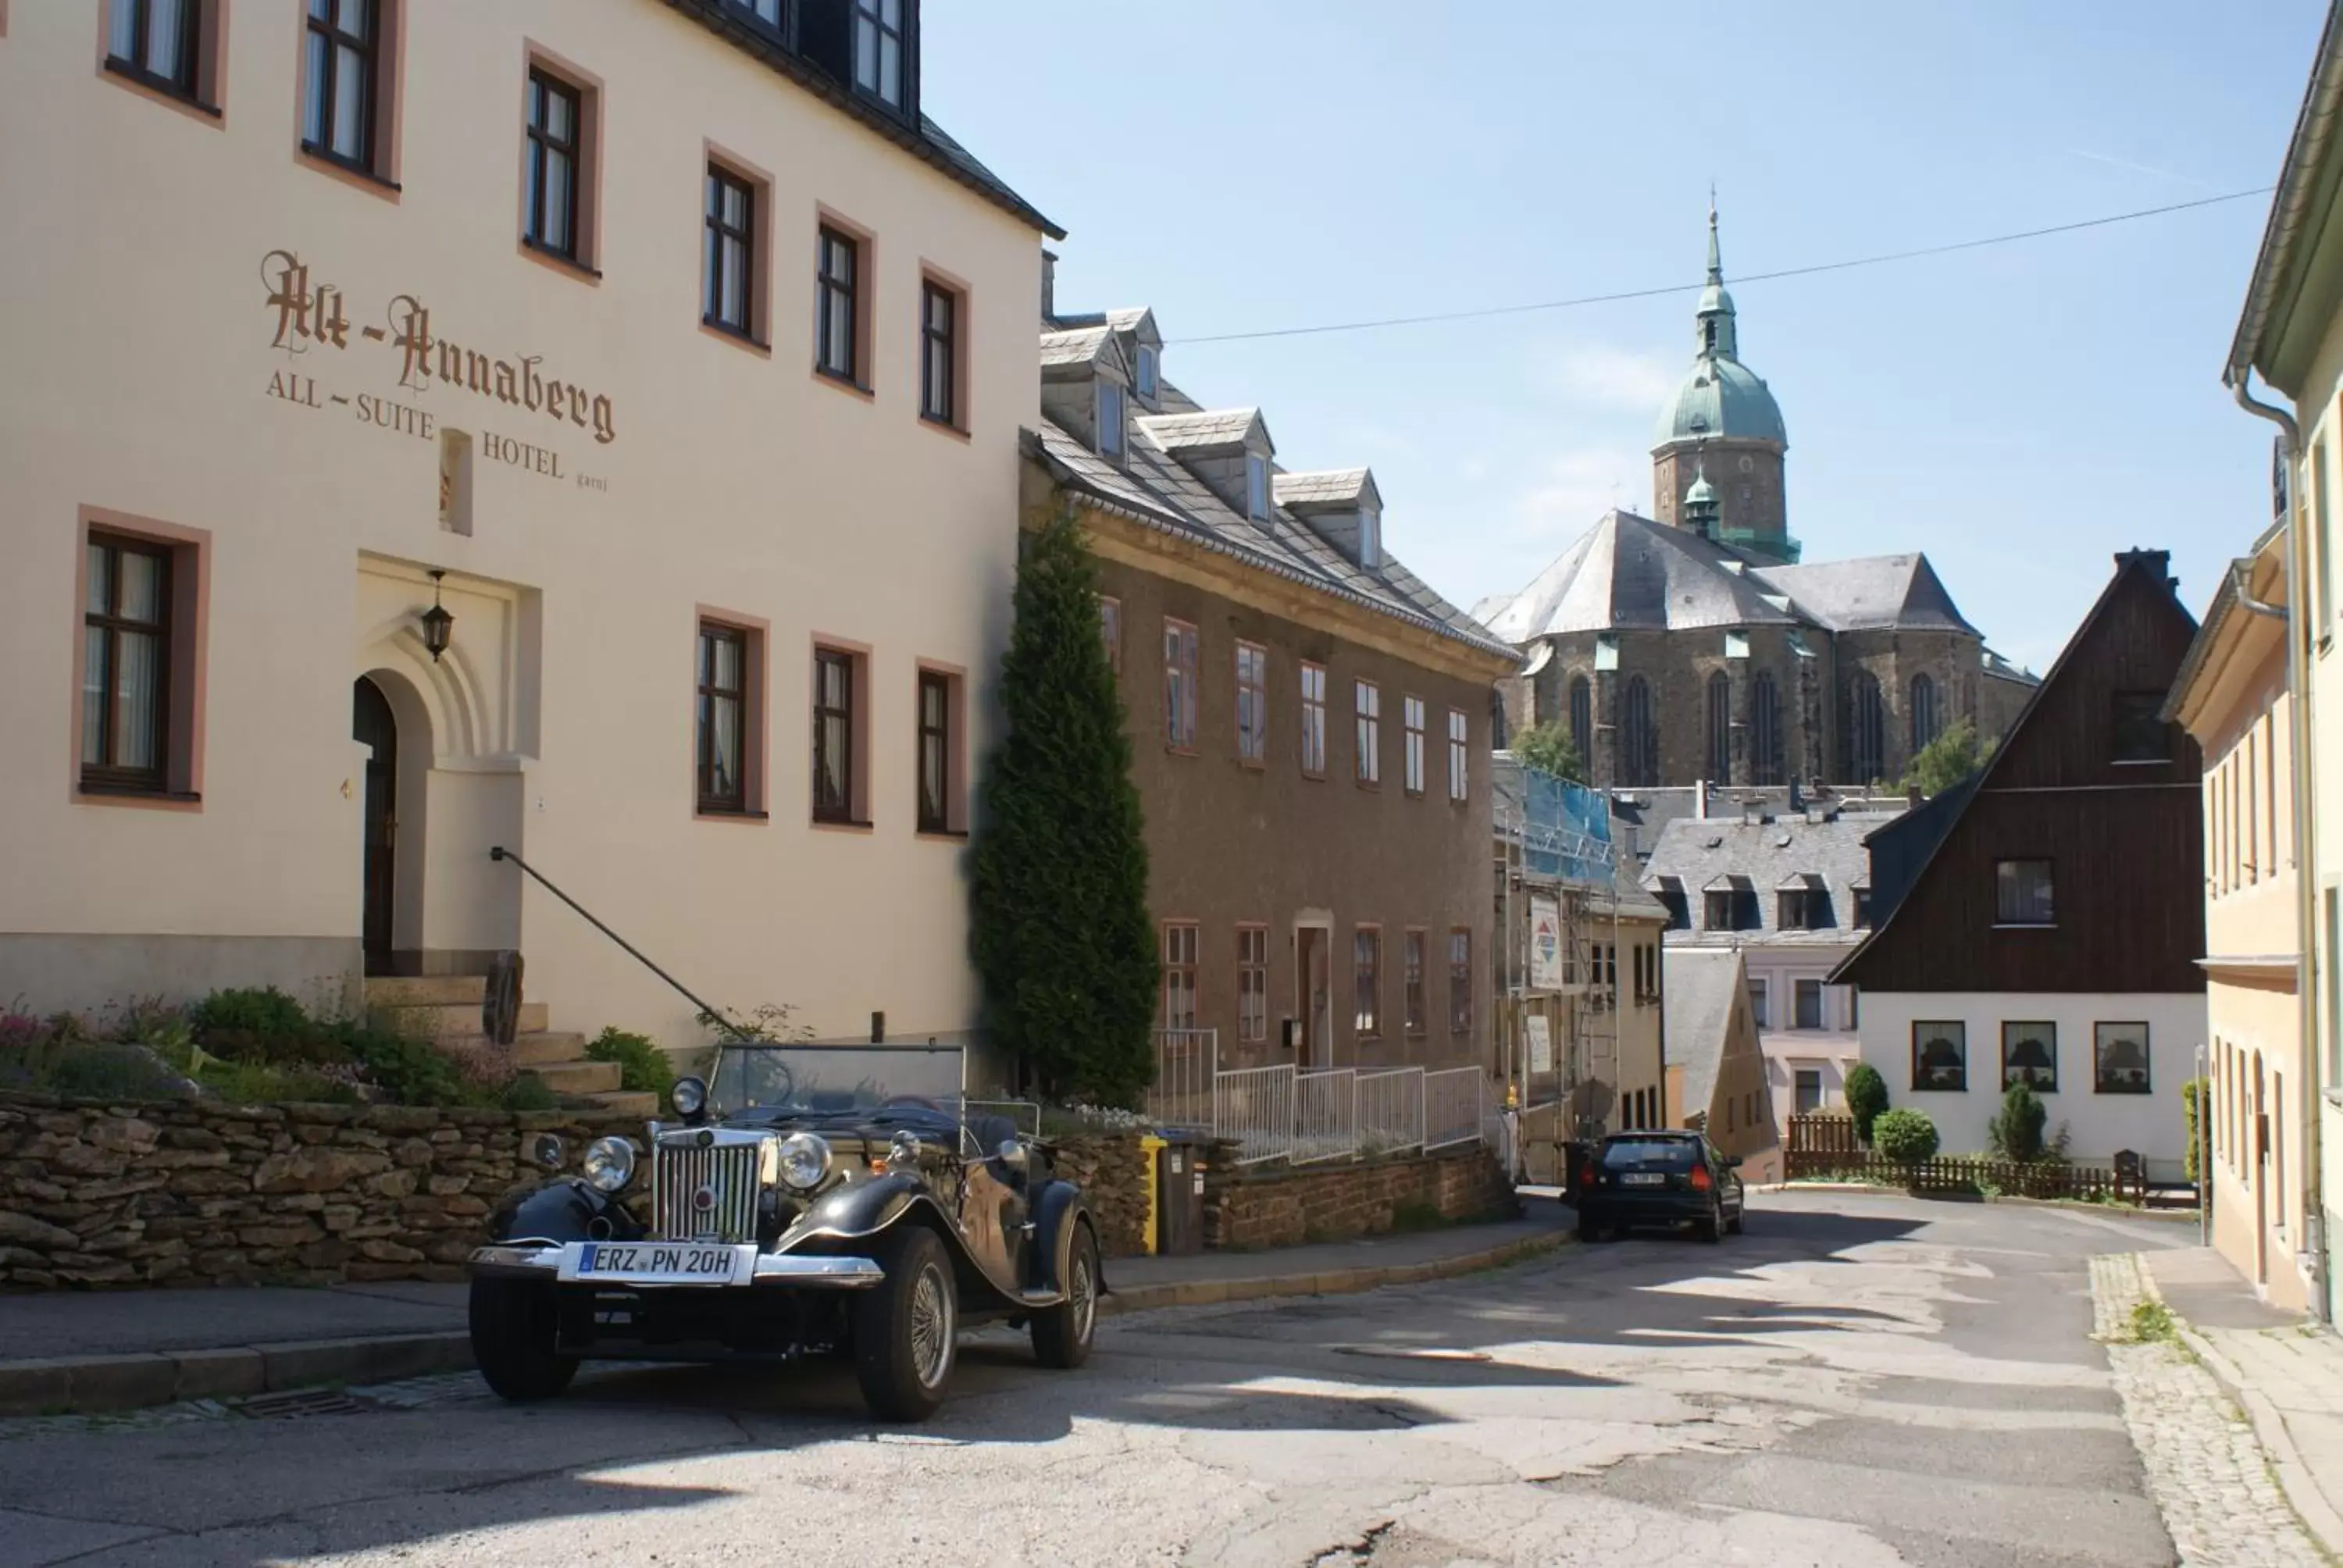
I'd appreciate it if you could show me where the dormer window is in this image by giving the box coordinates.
[1136,344,1159,401]
[1359,505,1382,570]
[853,0,905,110]
[1246,453,1269,521]
[1097,380,1125,459]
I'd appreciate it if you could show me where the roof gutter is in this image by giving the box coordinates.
[2232,369,2325,1324]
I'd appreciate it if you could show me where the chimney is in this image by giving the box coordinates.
[1696,779,1709,818]
[1740,798,1763,827]
[1041,249,1057,323]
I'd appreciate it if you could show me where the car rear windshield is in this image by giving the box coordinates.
[1601,1139,1698,1170]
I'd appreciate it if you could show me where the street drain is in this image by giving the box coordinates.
[234,1388,376,1421]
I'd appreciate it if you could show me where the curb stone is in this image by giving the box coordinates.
[1760,1181,2202,1221]
[2138,1263,2343,1558]
[1,1233,1567,1417]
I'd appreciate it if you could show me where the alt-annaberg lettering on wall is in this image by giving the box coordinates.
[262,249,616,445]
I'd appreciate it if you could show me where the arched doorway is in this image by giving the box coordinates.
[353,676,398,976]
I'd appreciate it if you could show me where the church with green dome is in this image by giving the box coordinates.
[1473,206,2036,793]
[1651,204,1796,565]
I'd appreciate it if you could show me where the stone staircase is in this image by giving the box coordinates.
[362,976,658,1117]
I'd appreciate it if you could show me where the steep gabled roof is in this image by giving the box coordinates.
[1645,815,1881,948]
[1664,947,1749,1118]
[1751,554,1981,636]
[1138,408,1270,455]
[1475,510,1804,641]
[1831,549,2203,992]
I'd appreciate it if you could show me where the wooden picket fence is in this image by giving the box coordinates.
[1782,1114,2132,1202]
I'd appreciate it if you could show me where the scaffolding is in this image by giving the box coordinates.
[1493,764,1623,1178]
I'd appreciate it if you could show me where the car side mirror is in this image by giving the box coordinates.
[1725,1155,1743,1169]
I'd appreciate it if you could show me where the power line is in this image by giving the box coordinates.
[1172,187,2276,347]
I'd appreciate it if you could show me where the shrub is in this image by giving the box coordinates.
[587,1028,675,1098]
[47,1043,190,1103]
[2183,1078,2209,1184]
[1871,1108,1940,1162]
[1844,1062,1888,1144]
[1512,721,1589,783]
[1988,1083,2049,1162]
[500,1075,559,1113]
[336,1023,467,1107]
[192,986,312,1040]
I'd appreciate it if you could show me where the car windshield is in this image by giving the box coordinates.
[708,1042,965,1117]
[1601,1138,1699,1170]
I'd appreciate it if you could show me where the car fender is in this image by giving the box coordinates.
[1027,1179,1094,1295]
[783,1178,1024,1307]
[487,1177,644,1245]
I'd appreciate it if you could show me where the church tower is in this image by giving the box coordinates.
[1651,201,1798,565]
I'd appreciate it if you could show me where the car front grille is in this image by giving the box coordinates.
[653,1141,761,1243]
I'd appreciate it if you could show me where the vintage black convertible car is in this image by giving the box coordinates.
[467,1043,1100,1420]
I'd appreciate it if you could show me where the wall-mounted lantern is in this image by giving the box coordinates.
[420,570,454,663]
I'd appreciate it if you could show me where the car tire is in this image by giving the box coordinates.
[469,1278,578,1402]
[1032,1222,1099,1370]
[854,1226,958,1422]
[1725,1206,1745,1236]
[1697,1203,1722,1244]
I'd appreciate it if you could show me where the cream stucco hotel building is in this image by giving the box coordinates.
[0,1,1057,1050]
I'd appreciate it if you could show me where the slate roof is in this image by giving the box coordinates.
[1025,377,1513,661]
[1643,814,1885,948]
[1138,408,1267,454]
[1039,327,1116,369]
[1751,555,1981,636]
[1475,511,1803,640]
[1275,469,1375,508]
[1663,947,1747,1120]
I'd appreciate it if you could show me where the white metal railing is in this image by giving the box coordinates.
[1425,1067,1485,1151]
[1293,1068,1359,1164]
[1159,1049,1492,1167]
[1212,1064,1296,1166]
[1355,1067,1425,1156]
[1145,1028,1219,1128]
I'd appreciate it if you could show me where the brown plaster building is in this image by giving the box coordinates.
[1022,290,1515,1077]
[1476,208,2035,792]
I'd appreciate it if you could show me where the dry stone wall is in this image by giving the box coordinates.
[0,1092,635,1290]
[1204,1146,1517,1251]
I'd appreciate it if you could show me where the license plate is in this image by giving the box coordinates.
[558,1242,751,1285]
[1621,1172,1666,1186]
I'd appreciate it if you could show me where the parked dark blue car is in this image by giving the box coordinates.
[1573,1131,1744,1243]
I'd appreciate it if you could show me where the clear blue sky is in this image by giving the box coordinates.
[923,2,2326,673]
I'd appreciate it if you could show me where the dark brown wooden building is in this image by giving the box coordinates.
[1831,549,2206,1174]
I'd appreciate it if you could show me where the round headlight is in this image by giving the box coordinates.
[582,1135,636,1193]
[671,1076,707,1117]
[777,1131,831,1191]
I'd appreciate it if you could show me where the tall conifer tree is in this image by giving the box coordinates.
[971,508,1157,1105]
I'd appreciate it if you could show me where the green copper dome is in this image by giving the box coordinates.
[1653,205,1788,451]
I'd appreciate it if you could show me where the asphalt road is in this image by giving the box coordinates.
[0,1191,2195,1567]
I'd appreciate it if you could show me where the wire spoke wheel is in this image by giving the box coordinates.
[910,1262,954,1388]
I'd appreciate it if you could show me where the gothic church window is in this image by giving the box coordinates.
[1705,671,1731,784]
[1749,672,1782,786]
[1621,675,1657,789]
[1910,672,1939,754]
[1849,671,1886,785]
[1567,676,1591,764]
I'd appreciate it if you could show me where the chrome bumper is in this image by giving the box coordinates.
[469,1242,886,1288]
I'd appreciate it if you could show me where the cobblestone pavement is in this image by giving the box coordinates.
[0,1193,2201,1566]
[2089,1253,2327,1568]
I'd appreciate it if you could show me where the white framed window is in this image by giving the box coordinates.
[1163,619,1198,750]
[1136,344,1159,400]
[1447,709,1469,800]
[1236,641,1268,764]
[1237,925,1267,1043]
[1403,696,1426,794]
[1246,452,1269,521]
[1748,977,1769,1029]
[1354,679,1381,784]
[1097,380,1125,458]
[1161,922,1198,1031]
[1300,661,1327,775]
[1360,504,1382,569]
